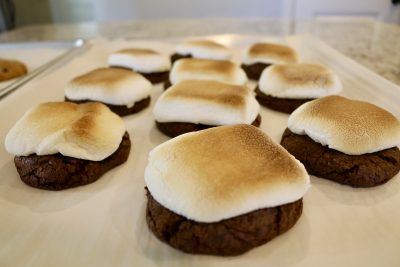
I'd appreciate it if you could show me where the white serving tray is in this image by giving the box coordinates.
[0,40,85,90]
[0,34,399,267]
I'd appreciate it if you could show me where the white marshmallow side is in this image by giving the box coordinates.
[176,43,232,60]
[170,70,248,86]
[242,43,298,65]
[154,91,260,125]
[145,158,309,223]
[243,55,294,65]
[108,53,171,73]
[259,65,343,98]
[169,60,248,86]
[5,103,126,161]
[65,74,152,108]
[144,125,310,222]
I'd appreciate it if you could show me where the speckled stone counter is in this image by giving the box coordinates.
[0,18,399,85]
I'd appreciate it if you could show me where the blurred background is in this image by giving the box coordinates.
[0,0,399,32]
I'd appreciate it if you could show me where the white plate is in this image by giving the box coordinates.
[0,34,399,267]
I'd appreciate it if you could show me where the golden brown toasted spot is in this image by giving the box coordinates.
[176,58,236,75]
[165,80,248,107]
[248,43,297,62]
[303,96,400,140]
[168,125,305,195]
[70,114,95,139]
[308,96,399,124]
[30,102,77,120]
[292,96,400,154]
[26,102,110,138]
[273,64,334,87]
[117,48,159,56]
[185,40,226,49]
[70,68,141,88]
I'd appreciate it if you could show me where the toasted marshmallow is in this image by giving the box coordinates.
[145,124,310,222]
[259,64,342,99]
[154,80,259,125]
[288,96,400,155]
[5,102,126,161]
[65,68,151,108]
[169,58,247,86]
[243,43,298,65]
[175,40,232,60]
[108,48,171,73]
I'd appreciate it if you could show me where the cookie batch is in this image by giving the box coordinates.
[4,39,400,256]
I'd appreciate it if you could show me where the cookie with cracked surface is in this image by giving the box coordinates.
[0,58,27,81]
[146,189,303,256]
[14,132,131,190]
[280,128,400,187]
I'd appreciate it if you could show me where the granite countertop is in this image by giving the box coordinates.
[0,18,399,85]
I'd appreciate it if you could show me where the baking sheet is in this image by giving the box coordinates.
[0,34,399,267]
[0,40,83,89]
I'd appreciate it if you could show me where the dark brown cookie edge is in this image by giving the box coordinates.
[255,87,314,114]
[146,189,303,256]
[108,65,169,84]
[138,71,169,84]
[155,114,262,137]
[163,79,172,90]
[14,132,131,190]
[65,97,150,117]
[240,63,271,80]
[170,53,193,65]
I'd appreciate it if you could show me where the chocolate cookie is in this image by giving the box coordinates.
[156,114,262,137]
[146,189,303,256]
[163,80,172,90]
[280,128,400,187]
[139,71,169,84]
[14,132,131,190]
[65,97,150,117]
[0,58,27,82]
[241,63,271,80]
[255,87,314,114]
[170,53,192,65]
